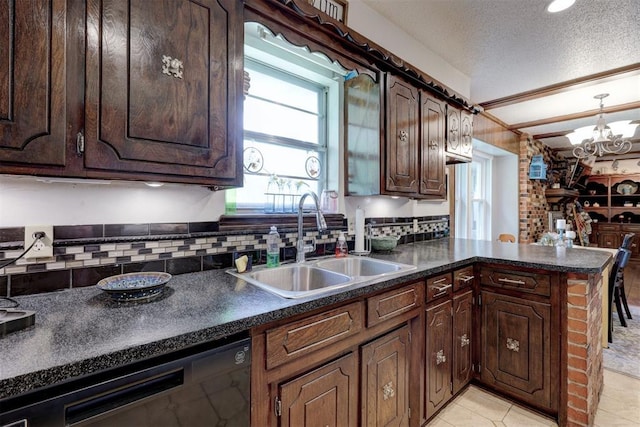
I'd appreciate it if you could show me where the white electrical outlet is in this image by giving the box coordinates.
[24,225,54,259]
[347,217,355,235]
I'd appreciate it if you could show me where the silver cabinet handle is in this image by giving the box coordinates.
[460,334,470,347]
[506,337,520,352]
[431,283,452,296]
[436,350,446,365]
[498,277,526,285]
[459,275,474,283]
[382,381,395,400]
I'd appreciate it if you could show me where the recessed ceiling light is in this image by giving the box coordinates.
[547,0,576,13]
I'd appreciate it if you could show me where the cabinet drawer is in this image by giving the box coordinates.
[266,302,364,369]
[367,283,423,327]
[426,273,453,302]
[480,267,550,297]
[598,224,619,231]
[453,265,475,292]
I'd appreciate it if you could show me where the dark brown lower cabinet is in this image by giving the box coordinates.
[278,352,358,427]
[452,291,473,395]
[425,299,452,420]
[361,326,410,427]
[480,290,553,411]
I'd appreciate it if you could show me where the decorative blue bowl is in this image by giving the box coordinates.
[97,272,172,302]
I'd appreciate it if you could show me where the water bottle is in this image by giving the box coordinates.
[266,226,280,267]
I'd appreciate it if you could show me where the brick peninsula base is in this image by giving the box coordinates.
[562,272,605,427]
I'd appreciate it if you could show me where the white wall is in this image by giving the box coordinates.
[0,2,465,228]
[492,154,519,240]
[347,0,470,97]
[0,176,226,227]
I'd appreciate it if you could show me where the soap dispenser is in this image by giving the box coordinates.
[335,232,348,257]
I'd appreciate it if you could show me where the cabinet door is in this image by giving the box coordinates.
[0,0,67,169]
[459,110,473,158]
[419,95,446,197]
[84,0,242,186]
[446,106,473,161]
[598,230,620,249]
[425,299,452,420]
[278,353,358,427]
[453,291,473,395]
[361,326,410,427]
[385,74,419,194]
[480,291,553,410]
[446,107,461,156]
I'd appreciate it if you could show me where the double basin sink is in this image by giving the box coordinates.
[228,256,416,299]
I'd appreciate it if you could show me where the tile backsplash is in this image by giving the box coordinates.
[0,216,449,297]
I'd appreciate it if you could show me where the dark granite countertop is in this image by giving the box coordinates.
[0,238,613,400]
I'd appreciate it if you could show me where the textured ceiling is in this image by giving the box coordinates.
[361,0,640,158]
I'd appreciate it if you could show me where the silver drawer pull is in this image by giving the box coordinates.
[498,277,526,285]
[431,283,452,294]
[459,275,474,283]
[432,277,448,285]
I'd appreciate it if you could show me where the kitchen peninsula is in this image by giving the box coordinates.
[0,239,612,427]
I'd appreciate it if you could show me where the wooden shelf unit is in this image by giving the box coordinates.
[580,174,640,256]
[580,174,640,223]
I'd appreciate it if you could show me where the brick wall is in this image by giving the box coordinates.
[519,134,566,243]
[565,273,604,426]
[519,135,550,242]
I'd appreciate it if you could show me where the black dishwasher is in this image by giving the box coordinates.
[1,336,251,427]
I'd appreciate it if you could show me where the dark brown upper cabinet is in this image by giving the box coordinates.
[446,106,473,163]
[0,0,68,171]
[420,94,446,197]
[84,0,243,186]
[385,74,420,194]
[384,74,446,199]
[1,0,244,187]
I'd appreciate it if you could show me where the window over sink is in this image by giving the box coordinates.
[227,22,349,214]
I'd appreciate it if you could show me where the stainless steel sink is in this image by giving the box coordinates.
[313,257,416,277]
[227,256,417,299]
[229,264,355,299]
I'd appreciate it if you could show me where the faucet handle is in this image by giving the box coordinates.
[316,211,327,231]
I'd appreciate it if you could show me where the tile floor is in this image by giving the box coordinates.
[425,370,640,426]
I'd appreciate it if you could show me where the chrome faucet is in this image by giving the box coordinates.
[296,191,327,263]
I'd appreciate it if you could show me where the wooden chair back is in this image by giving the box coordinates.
[497,233,516,243]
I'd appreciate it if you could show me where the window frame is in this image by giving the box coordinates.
[235,57,330,213]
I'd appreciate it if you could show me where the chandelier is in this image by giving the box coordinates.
[568,93,637,159]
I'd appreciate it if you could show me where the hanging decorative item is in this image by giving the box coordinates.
[568,94,636,159]
[305,155,321,178]
[529,155,547,180]
[242,147,264,173]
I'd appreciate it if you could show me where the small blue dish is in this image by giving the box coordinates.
[97,272,172,302]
